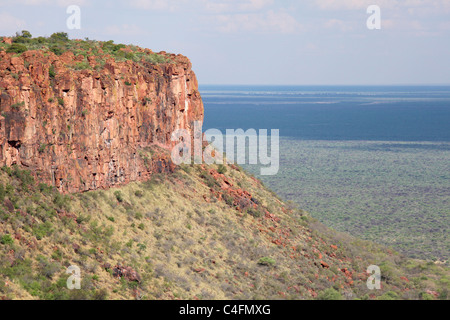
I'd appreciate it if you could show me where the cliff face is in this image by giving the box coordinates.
[0,48,203,193]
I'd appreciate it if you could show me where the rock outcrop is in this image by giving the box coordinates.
[0,47,203,193]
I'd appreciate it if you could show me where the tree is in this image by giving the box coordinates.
[50,32,69,42]
[13,30,33,43]
[20,30,32,38]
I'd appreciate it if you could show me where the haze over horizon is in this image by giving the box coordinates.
[1,0,449,85]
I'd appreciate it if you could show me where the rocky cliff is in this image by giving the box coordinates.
[0,43,203,193]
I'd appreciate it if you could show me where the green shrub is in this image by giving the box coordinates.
[11,166,35,191]
[247,207,262,218]
[48,66,56,78]
[53,193,71,211]
[378,291,399,300]
[38,143,47,153]
[1,234,14,245]
[37,183,53,195]
[114,190,123,202]
[0,184,5,202]
[317,288,343,300]
[217,164,227,174]
[49,32,69,42]
[11,101,25,109]
[32,221,54,240]
[134,190,144,198]
[73,61,91,70]
[257,257,275,267]
[6,43,27,54]
[50,46,63,55]
[223,194,234,206]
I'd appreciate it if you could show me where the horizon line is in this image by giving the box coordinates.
[199,83,450,87]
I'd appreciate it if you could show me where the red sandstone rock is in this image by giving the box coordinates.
[0,49,204,193]
[1,37,12,45]
[112,264,141,282]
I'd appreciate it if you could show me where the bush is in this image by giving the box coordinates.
[32,221,54,240]
[0,184,5,202]
[38,183,53,195]
[378,291,399,300]
[1,234,14,245]
[217,164,227,174]
[258,257,275,267]
[38,143,47,153]
[11,102,25,109]
[50,46,63,55]
[73,61,91,70]
[114,191,123,203]
[247,207,263,218]
[49,66,56,78]
[50,32,69,42]
[317,288,343,300]
[6,43,27,54]
[134,190,144,198]
[53,193,71,211]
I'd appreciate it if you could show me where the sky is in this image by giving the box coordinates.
[1,0,450,85]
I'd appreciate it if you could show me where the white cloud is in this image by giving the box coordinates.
[213,9,301,34]
[313,0,450,13]
[312,0,450,34]
[128,0,274,13]
[128,0,188,11]
[314,0,397,10]
[203,0,274,13]
[0,0,87,6]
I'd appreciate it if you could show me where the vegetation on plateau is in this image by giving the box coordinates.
[0,30,171,68]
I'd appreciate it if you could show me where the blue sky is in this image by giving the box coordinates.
[1,0,450,85]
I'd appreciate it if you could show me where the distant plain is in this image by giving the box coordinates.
[201,85,450,262]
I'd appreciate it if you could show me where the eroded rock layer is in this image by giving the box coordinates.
[0,49,203,193]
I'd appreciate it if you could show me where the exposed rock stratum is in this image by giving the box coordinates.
[0,47,203,193]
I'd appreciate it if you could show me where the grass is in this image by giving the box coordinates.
[0,161,448,300]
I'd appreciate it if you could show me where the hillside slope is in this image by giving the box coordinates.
[0,157,448,300]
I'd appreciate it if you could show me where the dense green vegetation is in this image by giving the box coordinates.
[0,30,170,66]
[244,139,450,263]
